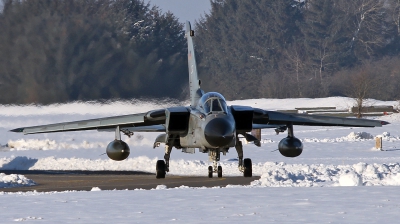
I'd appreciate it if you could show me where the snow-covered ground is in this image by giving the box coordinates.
[0,97,399,223]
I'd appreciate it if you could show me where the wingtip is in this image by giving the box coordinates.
[381,121,390,126]
[10,128,24,133]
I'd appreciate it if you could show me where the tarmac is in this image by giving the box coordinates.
[0,170,259,192]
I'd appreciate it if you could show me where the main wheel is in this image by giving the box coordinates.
[156,160,166,179]
[243,158,252,177]
[217,166,222,178]
[208,166,213,178]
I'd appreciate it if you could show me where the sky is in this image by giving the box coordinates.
[144,0,212,24]
[0,1,212,24]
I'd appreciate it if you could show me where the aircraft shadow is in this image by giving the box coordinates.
[0,156,153,175]
[0,156,38,170]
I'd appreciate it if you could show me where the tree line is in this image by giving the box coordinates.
[195,0,400,101]
[0,0,399,104]
[0,0,187,104]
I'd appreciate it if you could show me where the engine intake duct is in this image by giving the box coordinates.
[231,106,253,132]
[165,107,190,135]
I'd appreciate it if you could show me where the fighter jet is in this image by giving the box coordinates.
[11,21,389,179]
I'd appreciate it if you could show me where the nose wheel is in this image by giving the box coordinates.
[208,166,213,178]
[208,150,223,178]
[208,165,223,178]
[217,165,222,178]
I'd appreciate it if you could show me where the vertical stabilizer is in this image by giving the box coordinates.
[186,21,202,107]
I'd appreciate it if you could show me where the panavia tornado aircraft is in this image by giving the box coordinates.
[11,21,388,179]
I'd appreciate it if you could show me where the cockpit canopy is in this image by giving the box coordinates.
[198,92,228,114]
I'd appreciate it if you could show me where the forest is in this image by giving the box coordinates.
[0,0,399,104]
[0,0,187,104]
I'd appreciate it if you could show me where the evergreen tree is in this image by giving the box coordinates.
[0,0,187,104]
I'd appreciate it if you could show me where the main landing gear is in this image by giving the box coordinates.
[235,138,252,177]
[156,143,172,179]
[243,158,252,177]
[156,160,166,179]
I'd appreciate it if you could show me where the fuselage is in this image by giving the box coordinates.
[180,92,236,149]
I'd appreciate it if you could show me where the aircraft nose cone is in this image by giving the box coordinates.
[204,118,234,147]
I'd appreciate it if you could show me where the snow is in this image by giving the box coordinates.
[252,162,400,187]
[0,173,35,188]
[2,187,400,223]
[0,97,399,223]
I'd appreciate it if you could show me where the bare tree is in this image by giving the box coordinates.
[283,42,307,97]
[346,66,377,118]
[387,0,400,34]
[338,0,387,57]
[313,38,336,94]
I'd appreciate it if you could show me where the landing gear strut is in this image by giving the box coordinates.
[235,139,244,172]
[235,137,252,177]
[164,144,172,172]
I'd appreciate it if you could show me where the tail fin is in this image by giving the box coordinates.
[186,21,203,107]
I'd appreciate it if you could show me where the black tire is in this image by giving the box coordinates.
[243,158,252,177]
[208,166,213,178]
[217,166,222,178]
[156,160,166,179]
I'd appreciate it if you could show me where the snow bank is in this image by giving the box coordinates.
[302,131,399,143]
[251,162,400,187]
[91,187,102,191]
[5,134,154,151]
[345,132,374,140]
[13,217,43,222]
[7,139,107,151]
[0,173,36,188]
[338,171,363,186]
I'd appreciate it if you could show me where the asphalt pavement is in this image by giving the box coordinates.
[0,170,259,192]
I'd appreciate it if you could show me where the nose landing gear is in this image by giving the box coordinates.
[208,150,223,178]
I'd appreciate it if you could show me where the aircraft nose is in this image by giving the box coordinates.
[204,117,234,147]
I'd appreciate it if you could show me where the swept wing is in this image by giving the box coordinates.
[10,109,168,135]
[253,108,387,127]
